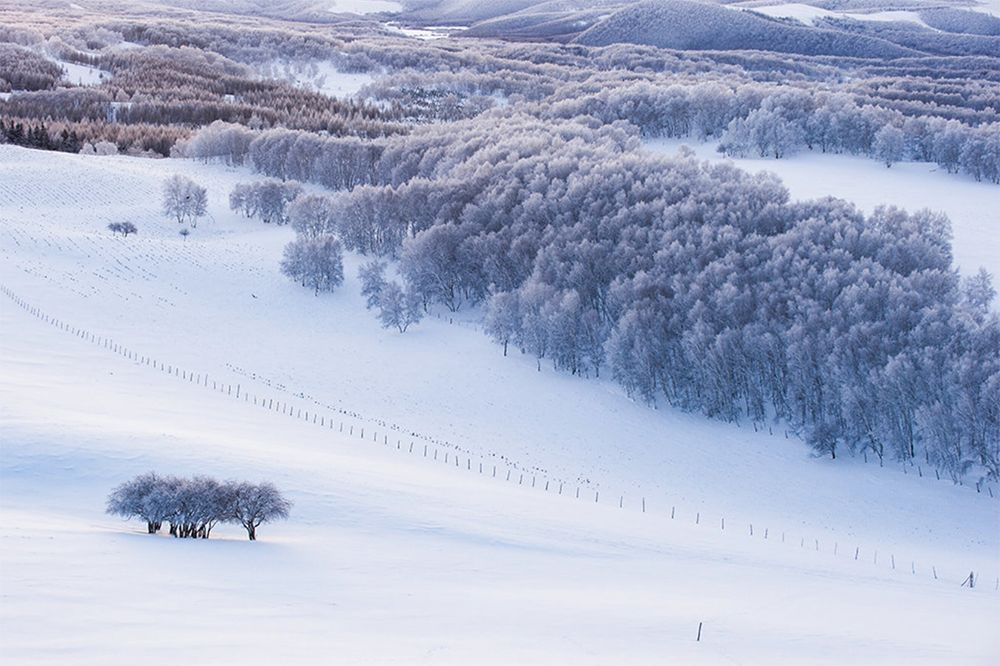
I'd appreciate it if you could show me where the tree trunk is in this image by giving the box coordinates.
[247,525,256,541]
[147,521,156,534]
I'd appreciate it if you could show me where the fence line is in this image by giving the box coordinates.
[2,282,996,592]
[435,312,996,499]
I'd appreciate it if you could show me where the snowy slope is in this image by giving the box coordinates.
[329,0,403,14]
[254,59,375,98]
[731,2,935,30]
[1,145,998,664]
[54,59,110,86]
[972,0,1000,19]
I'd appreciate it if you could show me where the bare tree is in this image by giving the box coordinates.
[106,472,166,534]
[230,482,292,541]
[108,221,139,237]
[107,474,290,540]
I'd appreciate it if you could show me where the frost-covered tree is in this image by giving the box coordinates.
[358,259,387,310]
[401,224,474,312]
[484,291,520,356]
[230,482,292,541]
[720,107,805,159]
[933,120,966,174]
[106,472,167,533]
[229,180,302,225]
[162,174,207,227]
[873,124,904,168]
[107,474,291,540]
[288,193,335,238]
[280,235,344,295]
[80,140,118,156]
[377,281,423,333]
[180,120,254,166]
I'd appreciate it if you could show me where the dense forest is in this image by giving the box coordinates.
[1,0,997,482]
[208,113,1000,480]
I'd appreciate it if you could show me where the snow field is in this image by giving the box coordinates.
[53,59,109,86]
[329,0,402,15]
[1,144,998,663]
[1,145,996,561]
[2,291,998,665]
[731,2,946,30]
[254,60,375,99]
[4,281,995,587]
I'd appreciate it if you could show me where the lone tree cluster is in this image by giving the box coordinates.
[106,472,291,541]
[107,221,138,237]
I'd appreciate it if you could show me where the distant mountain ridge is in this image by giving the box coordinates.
[401,0,996,58]
[573,0,920,57]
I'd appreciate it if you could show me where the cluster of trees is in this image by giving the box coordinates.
[6,7,995,182]
[229,179,302,224]
[229,179,417,313]
[226,180,347,295]
[107,222,138,237]
[0,119,82,153]
[8,6,997,482]
[182,122,388,191]
[540,81,999,182]
[106,472,291,541]
[291,113,999,480]
[81,139,119,156]
[244,129,385,190]
[93,44,401,135]
[0,93,183,156]
[185,78,999,188]
[280,234,345,295]
[0,43,62,91]
[0,88,113,123]
[716,97,1000,180]
[1,38,401,157]
[163,174,208,226]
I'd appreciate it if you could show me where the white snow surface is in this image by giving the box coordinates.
[255,59,374,98]
[383,22,468,39]
[734,2,835,24]
[329,0,402,14]
[646,139,1000,292]
[732,2,934,28]
[1,145,998,664]
[54,59,110,86]
[972,0,1000,18]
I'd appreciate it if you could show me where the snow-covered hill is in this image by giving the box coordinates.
[1,144,997,664]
